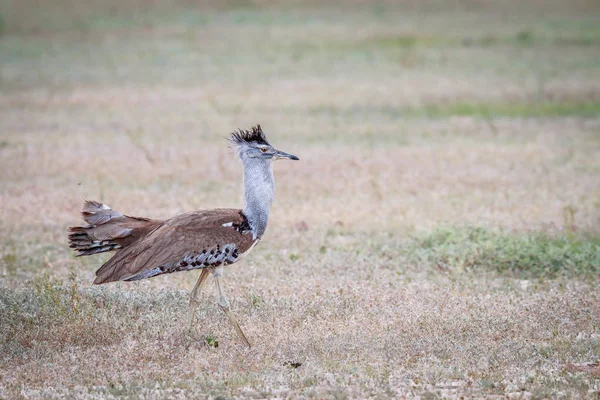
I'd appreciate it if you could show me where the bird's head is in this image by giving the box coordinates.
[230,125,299,162]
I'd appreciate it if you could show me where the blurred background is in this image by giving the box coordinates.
[1,0,599,397]
[2,0,599,262]
[2,0,599,240]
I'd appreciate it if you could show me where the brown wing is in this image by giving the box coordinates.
[94,208,256,284]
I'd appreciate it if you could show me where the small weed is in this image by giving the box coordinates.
[205,335,219,348]
[246,289,261,308]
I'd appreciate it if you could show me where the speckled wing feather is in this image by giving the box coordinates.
[93,209,257,284]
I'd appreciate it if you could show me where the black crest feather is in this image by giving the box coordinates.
[230,125,270,146]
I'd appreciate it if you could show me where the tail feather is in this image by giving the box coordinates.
[68,200,157,257]
[81,200,124,226]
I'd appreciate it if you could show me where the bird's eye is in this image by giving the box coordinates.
[260,148,268,153]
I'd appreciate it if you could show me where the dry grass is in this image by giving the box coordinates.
[2,275,599,398]
[1,0,600,398]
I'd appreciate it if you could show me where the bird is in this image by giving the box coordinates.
[68,125,298,347]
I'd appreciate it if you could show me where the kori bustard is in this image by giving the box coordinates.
[68,125,298,347]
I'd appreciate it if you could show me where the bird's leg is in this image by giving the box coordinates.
[187,268,211,332]
[212,268,251,347]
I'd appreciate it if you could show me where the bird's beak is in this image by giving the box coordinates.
[274,150,299,161]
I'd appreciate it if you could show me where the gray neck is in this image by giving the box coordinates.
[241,156,274,239]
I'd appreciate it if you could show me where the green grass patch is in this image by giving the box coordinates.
[408,227,600,278]
[302,101,600,120]
[283,28,600,63]
[407,102,600,119]
[357,30,600,52]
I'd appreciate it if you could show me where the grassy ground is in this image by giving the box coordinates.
[1,0,600,398]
